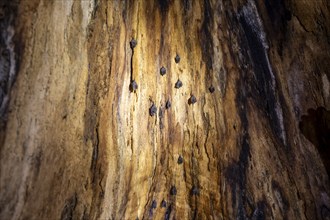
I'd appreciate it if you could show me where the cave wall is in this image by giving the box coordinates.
[0,0,329,219]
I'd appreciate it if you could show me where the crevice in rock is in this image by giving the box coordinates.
[299,107,330,176]
[0,0,19,130]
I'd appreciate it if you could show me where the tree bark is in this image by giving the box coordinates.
[1,0,330,219]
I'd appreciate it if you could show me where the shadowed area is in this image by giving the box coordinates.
[299,107,330,176]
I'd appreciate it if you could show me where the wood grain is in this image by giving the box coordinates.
[0,0,329,219]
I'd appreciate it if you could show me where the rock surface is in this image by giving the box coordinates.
[0,0,329,219]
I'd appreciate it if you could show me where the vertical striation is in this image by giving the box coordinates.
[0,0,329,219]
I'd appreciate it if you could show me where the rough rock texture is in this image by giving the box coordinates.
[0,0,329,219]
[0,0,18,129]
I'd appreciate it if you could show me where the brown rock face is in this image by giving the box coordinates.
[1,0,329,219]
